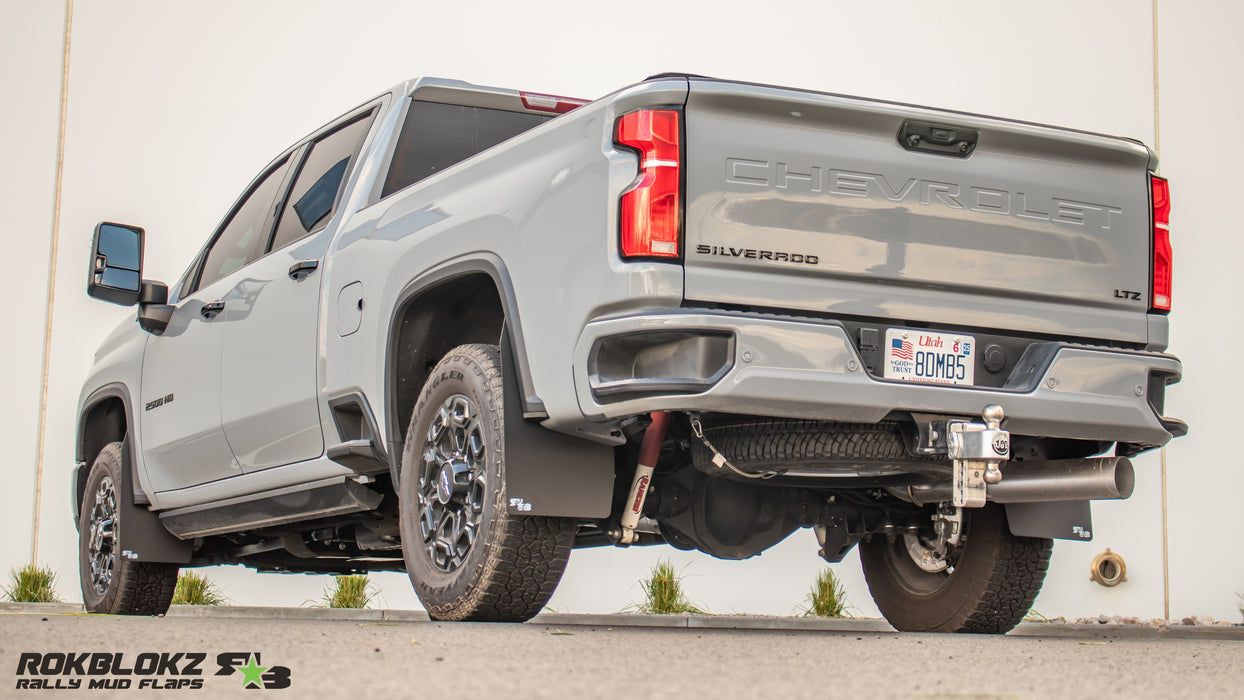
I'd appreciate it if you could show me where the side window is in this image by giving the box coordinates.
[269,112,375,252]
[194,157,292,293]
[380,100,551,199]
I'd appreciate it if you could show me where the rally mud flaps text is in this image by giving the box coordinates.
[14,652,291,690]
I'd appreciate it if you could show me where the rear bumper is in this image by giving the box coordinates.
[572,311,1182,446]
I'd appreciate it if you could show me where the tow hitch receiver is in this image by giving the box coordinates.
[947,405,1009,508]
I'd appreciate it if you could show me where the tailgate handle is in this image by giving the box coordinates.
[899,120,978,157]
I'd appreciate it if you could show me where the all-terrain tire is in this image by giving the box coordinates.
[78,442,179,615]
[690,417,946,476]
[859,503,1051,633]
[398,343,575,622]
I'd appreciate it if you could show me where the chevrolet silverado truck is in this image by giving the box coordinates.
[74,74,1183,633]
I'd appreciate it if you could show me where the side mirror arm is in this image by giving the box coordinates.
[136,280,172,335]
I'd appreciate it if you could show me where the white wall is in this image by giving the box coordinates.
[1158,0,1244,623]
[2,0,1237,621]
[0,0,69,577]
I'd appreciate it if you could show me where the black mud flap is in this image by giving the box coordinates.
[1006,500,1093,542]
[119,437,193,563]
[501,327,614,518]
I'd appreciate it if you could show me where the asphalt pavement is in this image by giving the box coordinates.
[1,604,1240,698]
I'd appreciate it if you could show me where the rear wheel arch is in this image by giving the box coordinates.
[384,255,539,479]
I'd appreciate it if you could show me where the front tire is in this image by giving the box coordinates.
[398,343,574,621]
[77,442,179,615]
[859,503,1051,634]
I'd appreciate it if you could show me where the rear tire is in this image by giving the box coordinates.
[78,442,179,615]
[398,343,574,621]
[859,503,1051,634]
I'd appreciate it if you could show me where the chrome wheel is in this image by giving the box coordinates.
[87,475,117,596]
[904,532,952,574]
[416,394,487,572]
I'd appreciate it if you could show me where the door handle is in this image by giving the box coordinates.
[200,301,225,320]
[288,260,319,281]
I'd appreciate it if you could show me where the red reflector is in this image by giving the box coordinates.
[614,109,681,259]
[1151,174,1172,312]
[519,92,587,114]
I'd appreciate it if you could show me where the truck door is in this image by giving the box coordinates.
[140,155,294,492]
[220,109,377,471]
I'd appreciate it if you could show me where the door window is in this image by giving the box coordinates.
[194,156,292,293]
[269,112,375,252]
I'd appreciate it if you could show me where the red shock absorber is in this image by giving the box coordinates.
[619,411,670,544]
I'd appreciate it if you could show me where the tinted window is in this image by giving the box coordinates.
[195,157,292,293]
[381,100,550,198]
[269,113,375,252]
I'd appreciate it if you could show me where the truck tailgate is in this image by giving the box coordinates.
[682,79,1157,345]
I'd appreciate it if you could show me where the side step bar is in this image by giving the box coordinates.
[159,476,383,539]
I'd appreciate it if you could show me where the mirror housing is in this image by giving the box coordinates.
[137,281,173,335]
[88,222,144,306]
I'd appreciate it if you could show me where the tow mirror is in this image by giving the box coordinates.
[87,221,172,335]
[88,222,144,306]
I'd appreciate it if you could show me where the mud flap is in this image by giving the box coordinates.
[1006,500,1093,542]
[501,327,614,518]
[118,437,193,563]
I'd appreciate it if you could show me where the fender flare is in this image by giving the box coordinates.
[76,385,192,562]
[74,383,138,523]
[383,253,542,464]
[383,254,614,517]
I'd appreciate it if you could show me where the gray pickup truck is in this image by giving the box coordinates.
[75,74,1182,633]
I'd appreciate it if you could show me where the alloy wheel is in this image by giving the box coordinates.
[416,394,488,572]
[87,475,117,596]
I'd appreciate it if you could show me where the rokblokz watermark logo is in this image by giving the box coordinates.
[14,651,291,690]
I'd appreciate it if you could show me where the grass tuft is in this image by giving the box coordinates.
[3,564,62,603]
[319,575,376,609]
[798,568,851,618]
[1023,609,1051,623]
[171,571,226,606]
[633,559,706,615]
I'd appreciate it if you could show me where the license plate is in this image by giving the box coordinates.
[883,328,975,386]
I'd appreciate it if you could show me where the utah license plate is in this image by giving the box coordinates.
[883,328,975,386]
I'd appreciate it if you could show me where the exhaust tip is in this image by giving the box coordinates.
[1113,457,1136,499]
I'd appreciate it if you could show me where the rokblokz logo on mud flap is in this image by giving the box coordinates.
[14,651,291,690]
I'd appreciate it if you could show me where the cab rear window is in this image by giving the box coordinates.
[380,100,549,199]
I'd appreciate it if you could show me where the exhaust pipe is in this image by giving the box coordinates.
[902,456,1135,506]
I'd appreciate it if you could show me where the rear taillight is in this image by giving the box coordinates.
[614,109,681,259]
[1151,174,1172,312]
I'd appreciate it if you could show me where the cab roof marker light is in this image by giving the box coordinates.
[519,92,588,114]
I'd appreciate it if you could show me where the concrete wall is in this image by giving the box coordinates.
[1,0,1237,621]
